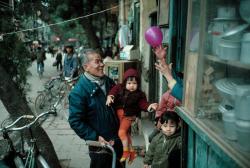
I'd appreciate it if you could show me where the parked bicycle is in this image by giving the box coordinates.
[34,75,63,116]
[60,76,79,111]
[0,111,56,168]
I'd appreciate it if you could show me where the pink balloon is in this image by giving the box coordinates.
[144,26,163,47]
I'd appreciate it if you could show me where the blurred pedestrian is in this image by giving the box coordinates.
[36,46,46,78]
[55,48,63,71]
[63,45,78,78]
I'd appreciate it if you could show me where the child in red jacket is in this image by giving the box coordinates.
[106,68,158,164]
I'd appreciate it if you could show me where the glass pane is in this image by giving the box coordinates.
[188,0,201,52]
[198,0,250,154]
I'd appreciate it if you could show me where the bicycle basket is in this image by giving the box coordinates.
[0,139,11,160]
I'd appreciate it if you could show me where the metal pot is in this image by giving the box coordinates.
[217,6,236,18]
[218,38,241,61]
[240,32,250,64]
[211,18,239,55]
[240,0,250,23]
[236,120,250,151]
[218,105,237,141]
[235,86,250,120]
[218,24,249,61]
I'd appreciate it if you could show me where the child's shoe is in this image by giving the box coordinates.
[120,151,130,162]
[128,150,137,165]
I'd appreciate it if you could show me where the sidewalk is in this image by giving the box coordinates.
[26,54,145,168]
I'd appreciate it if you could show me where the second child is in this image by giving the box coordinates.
[144,112,182,168]
[106,68,158,164]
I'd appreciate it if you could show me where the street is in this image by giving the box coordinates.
[26,54,144,168]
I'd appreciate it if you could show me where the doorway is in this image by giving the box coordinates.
[148,12,159,120]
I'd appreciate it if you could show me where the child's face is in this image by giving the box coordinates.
[161,120,178,136]
[125,78,138,92]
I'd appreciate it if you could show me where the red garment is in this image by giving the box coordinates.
[155,90,181,118]
[123,68,139,82]
[117,109,133,144]
[108,68,150,116]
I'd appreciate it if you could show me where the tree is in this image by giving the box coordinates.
[47,0,118,52]
[0,66,61,168]
[0,3,61,167]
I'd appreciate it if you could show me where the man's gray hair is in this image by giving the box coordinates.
[80,48,100,65]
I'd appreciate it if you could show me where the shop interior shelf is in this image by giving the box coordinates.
[206,54,250,70]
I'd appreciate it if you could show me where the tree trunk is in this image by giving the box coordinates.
[0,65,61,168]
[81,19,101,50]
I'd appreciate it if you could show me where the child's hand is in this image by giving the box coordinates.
[148,103,158,112]
[144,164,150,168]
[106,95,114,106]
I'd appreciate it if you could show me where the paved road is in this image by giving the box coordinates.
[26,54,144,168]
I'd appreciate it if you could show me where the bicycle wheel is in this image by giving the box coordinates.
[36,155,50,168]
[34,93,50,116]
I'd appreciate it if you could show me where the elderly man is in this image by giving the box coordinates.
[68,49,124,168]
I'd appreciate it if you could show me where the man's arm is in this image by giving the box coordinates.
[68,90,98,140]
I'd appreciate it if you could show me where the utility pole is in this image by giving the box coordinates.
[9,0,14,11]
[120,0,125,25]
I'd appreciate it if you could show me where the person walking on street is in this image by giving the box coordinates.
[55,48,63,71]
[63,45,78,78]
[68,49,124,168]
[36,46,46,78]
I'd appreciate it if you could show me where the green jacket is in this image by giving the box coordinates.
[144,131,181,168]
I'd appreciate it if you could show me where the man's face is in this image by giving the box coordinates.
[84,53,104,77]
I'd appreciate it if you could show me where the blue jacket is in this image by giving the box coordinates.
[68,74,119,141]
[63,53,78,77]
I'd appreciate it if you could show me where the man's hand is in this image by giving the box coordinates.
[98,136,109,145]
[98,136,114,146]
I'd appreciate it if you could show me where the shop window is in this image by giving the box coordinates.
[184,0,250,166]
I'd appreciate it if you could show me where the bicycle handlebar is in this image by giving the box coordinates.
[85,140,106,147]
[63,76,79,83]
[0,111,56,132]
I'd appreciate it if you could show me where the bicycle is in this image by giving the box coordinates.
[85,140,116,168]
[60,76,79,111]
[34,75,63,116]
[0,111,56,168]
